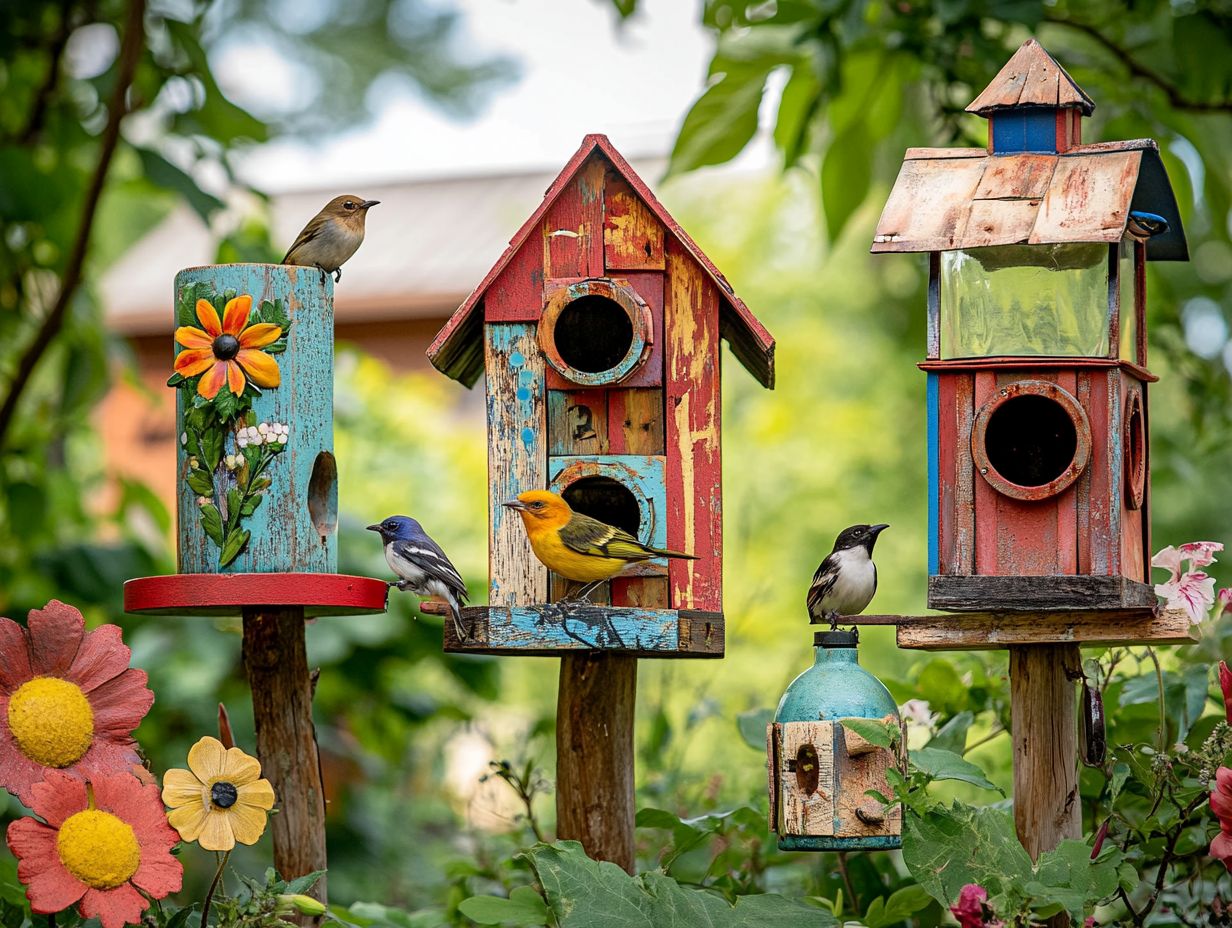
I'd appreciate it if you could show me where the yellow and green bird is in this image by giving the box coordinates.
[502,490,695,600]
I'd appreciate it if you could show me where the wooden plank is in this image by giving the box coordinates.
[174,265,336,576]
[603,171,665,270]
[1076,371,1092,574]
[872,156,985,252]
[926,372,939,575]
[889,607,1193,651]
[611,576,668,609]
[1106,241,1120,360]
[486,324,548,606]
[936,373,958,573]
[776,721,836,837]
[242,607,327,898]
[610,271,664,389]
[1010,644,1081,861]
[1031,151,1141,245]
[1106,371,1123,576]
[928,574,1159,612]
[767,724,779,833]
[608,388,664,455]
[441,605,724,657]
[973,153,1056,199]
[547,389,609,455]
[1056,370,1079,575]
[834,722,902,839]
[962,197,1046,249]
[557,653,636,872]
[485,239,545,321]
[971,372,996,575]
[1087,367,1111,574]
[542,158,605,281]
[665,240,722,611]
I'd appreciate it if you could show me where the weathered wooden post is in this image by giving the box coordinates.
[856,38,1192,879]
[125,264,387,895]
[424,135,774,870]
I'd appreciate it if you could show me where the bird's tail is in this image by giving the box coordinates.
[446,595,468,642]
[648,546,697,561]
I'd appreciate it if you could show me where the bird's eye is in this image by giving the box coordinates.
[344,200,354,209]
[531,502,544,510]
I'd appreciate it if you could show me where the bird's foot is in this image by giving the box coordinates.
[388,580,412,592]
[317,266,328,287]
[826,610,839,630]
[333,267,342,283]
[560,580,604,605]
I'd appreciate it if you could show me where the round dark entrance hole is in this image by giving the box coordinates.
[984,394,1078,488]
[562,476,640,537]
[553,295,634,374]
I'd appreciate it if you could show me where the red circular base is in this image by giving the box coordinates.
[124,573,389,617]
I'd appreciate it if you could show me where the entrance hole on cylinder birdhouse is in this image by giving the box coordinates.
[562,476,640,537]
[984,395,1078,490]
[794,743,820,797]
[308,451,338,543]
[554,296,634,374]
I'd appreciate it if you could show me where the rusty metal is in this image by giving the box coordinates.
[966,39,1094,116]
[970,379,1092,502]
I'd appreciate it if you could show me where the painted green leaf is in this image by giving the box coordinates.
[198,504,224,546]
[456,887,548,927]
[910,747,1001,793]
[187,469,214,497]
[202,429,224,472]
[241,494,262,517]
[226,488,242,525]
[524,841,836,927]
[219,529,250,567]
[841,717,898,749]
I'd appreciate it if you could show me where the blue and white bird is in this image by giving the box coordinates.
[367,515,469,640]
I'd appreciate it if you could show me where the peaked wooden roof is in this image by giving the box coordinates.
[427,134,775,389]
[967,39,1095,116]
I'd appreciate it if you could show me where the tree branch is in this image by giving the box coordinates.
[0,0,146,450]
[1045,16,1232,115]
[18,0,75,145]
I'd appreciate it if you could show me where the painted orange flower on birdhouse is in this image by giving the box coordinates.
[0,601,153,807]
[173,295,282,400]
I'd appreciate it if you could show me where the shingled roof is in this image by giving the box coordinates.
[427,134,775,389]
[967,38,1095,116]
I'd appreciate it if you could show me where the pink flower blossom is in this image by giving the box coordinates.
[1155,571,1216,625]
[1180,541,1224,569]
[1220,588,1232,614]
[1152,545,1184,582]
[1221,663,1232,725]
[1210,768,1232,871]
[950,884,1003,928]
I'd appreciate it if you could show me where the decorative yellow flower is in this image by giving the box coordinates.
[161,737,275,851]
[173,295,282,400]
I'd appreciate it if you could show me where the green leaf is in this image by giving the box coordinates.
[773,63,821,168]
[226,488,242,525]
[737,708,773,750]
[903,803,1033,907]
[860,884,934,928]
[198,504,224,546]
[241,494,262,517]
[910,747,1001,793]
[668,65,773,175]
[135,146,226,223]
[282,870,326,895]
[820,120,871,243]
[926,711,973,754]
[166,372,185,387]
[456,887,548,927]
[841,717,898,749]
[187,468,214,497]
[524,841,836,926]
[219,529,250,567]
[1109,762,1130,804]
[202,429,224,473]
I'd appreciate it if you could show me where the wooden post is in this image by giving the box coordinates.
[1009,644,1081,860]
[243,606,328,898]
[556,653,637,872]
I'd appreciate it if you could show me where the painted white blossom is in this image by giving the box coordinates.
[180,432,188,446]
[257,422,269,435]
[196,495,209,507]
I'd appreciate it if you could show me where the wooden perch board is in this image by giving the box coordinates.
[839,607,1193,651]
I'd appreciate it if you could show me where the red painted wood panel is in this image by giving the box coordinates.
[972,372,998,574]
[665,239,721,611]
[608,388,664,455]
[937,374,958,573]
[992,370,1059,577]
[485,239,545,321]
[953,374,976,574]
[1055,369,1078,575]
[1118,374,1146,581]
[604,171,665,270]
[1076,371,1092,574]
[1087,369,1112,575]
[542,158,605,281]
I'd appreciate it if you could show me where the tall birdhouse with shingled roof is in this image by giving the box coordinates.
[427,134,774,657]
[872,39,1188,614]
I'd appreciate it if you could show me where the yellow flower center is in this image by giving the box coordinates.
[7,677,95,767]
[57,810,141,889]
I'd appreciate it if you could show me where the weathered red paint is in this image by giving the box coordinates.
[485,241,544,322]
[124,573,389,617]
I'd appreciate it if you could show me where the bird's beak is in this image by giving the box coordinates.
[366,524,381,532]
[870,524,890,535]
[502,499,527,511]
[361,200,380,209]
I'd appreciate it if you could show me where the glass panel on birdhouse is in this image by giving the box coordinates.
[940,244,1110,358]
[1119,238,1138,362]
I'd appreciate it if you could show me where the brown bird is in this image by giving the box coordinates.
[281,194,379,283]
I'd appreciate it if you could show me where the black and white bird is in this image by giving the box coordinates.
[368,515,469,640]
[807,524,889,625]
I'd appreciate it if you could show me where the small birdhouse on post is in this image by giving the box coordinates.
[872,39,1187,615]
[428,134,775,657]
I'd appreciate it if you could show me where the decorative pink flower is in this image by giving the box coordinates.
[950,884,1003,928]
[1152,545,1185,582]
[1210,768,1232,871]
[1220,663,1232,725]
[1155,571,1216,625]
[6,770,182,928]
[0,601,153,806]
[1180,542,1224,569]
[1220,588,1232,614]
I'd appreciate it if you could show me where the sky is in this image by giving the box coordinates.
[228,0,729,191]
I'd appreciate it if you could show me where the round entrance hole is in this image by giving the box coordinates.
[1123,391,1145,510]
[562,476,640,537]
[554,295,634,374]
[972,380,1091,501]
[985,395,1077,487]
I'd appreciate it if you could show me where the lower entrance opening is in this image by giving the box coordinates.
[984,394,1078,488]
[554,295,634,374]
[562,476,640,537]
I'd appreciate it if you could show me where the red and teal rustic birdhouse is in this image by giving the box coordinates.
[871,39,1189,612]
[428,135,775,656]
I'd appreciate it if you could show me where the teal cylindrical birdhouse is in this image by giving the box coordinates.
[171,264,338,573]
[767,629,904,851]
